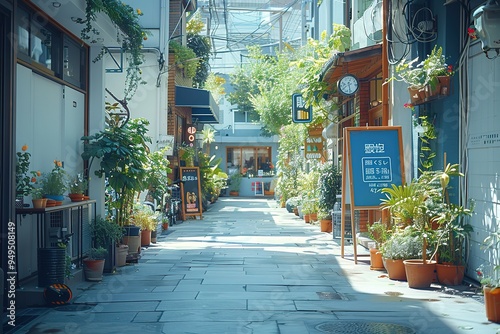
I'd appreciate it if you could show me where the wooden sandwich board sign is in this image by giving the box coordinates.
[341,126,405,263]
[179,167,203,220]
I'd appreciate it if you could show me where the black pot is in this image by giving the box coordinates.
[38,247,66,288]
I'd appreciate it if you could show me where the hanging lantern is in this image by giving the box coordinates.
[473,0,500,58]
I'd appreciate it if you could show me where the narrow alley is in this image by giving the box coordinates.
[13,197,494,334]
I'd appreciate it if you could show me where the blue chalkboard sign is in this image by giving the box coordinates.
[345,127,405,208]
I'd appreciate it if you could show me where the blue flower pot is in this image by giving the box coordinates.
[45,194,65,201]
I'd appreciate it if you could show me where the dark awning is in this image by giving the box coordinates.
[175,86,220,124]
[320,44,382,93]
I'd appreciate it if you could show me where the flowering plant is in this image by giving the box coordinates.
[40,160,68,196]
[477,231,500,288]
[15,145,41,196]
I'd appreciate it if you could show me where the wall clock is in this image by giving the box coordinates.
[337,74,359,96]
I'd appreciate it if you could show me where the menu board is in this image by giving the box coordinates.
[345,127,404,208]
[179,167,203,220]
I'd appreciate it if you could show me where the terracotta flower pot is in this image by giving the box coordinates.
[115,245,129,267]
[309,213,318,222]
[383,258,407,281]
[83,259,105,281]
[484,286,500,323]
[141,229,151,247]
[436,263,465,286]
[369,248,384,271]
[32,198,47,209]
[403,259,436,289]
[320,219,333,233]
[304,214,310,223]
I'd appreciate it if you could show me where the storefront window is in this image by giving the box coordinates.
[226,147,274,177]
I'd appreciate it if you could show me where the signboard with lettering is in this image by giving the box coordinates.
[304,126,325,161]
[179,167,203,220]
[292,93,312,123]
[344,126,404,208]
[340,126,405,263]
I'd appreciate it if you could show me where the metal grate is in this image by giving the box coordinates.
[315,322,415,334]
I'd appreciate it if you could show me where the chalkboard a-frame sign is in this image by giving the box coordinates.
[344,126,405,209]
[341,126,405,263]
[179,167,203,220]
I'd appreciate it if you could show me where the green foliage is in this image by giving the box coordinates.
[130,203,159,231]
[144,147,172,205]
[204,73,226,103]
[294,25,351,116]
[275,124,306,204]
[228,172,242,192]
[81,118,152,225]
[40,161,68,196]
[380,227,423,260]
[87,247,108,260]
[15,146,40,196]
[188,33,211,87]
[318,162,341,218]
[197,152,225,204]
[369,220,392,249]
[90,215,125,248]
[68,173,88,194]
[78,0,149,100]
[418,116,436,172]
[169,40,199,79]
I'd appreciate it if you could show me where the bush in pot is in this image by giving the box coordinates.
[83,247,108,281]
[317,161,341,220]
[380,227,423,281]
[130,203,159,247]
[90,216,126,269]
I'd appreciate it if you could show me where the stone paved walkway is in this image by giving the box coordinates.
[12,197,499,333]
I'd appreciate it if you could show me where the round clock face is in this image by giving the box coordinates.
[338,74,359,96]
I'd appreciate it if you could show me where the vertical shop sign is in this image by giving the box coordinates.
[292,93,312,123]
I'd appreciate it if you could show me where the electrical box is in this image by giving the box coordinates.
[473,1,500,53]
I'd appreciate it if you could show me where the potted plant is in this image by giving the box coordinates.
[380,227,423,281]
[83,247,108,281]
[178,143,196,167]
[90,216,127,269]
[368,220,392,270]
[393,45,454,103]
[67,173,88,201]
[40,160,68,203]
[317,162,341,233]
[31,187,47,209]
[15,145,40,207]
[130,203,159,247]
[228,172,242,196]
[477,231,500,323]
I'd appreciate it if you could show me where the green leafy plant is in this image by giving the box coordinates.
[228,172,242,192]
[317,162,341,219]
[87,247,108,260]
[90,215,125,248]
[77,0,149,100]
[130,203,159,231]
[68,173,89,194]
[16,145,40,196]
[380,227,423,260]
[40,160,68,196]
[81,118,151,225]
[369,220,392,249]
[477,231,500,288]
[169,41,199,79]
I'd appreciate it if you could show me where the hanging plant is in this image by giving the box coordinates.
[77,0,149,100]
